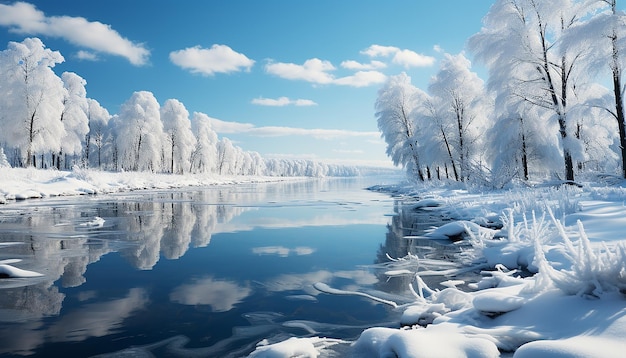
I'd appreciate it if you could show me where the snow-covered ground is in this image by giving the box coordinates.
[1,168,626,357]
[0,167,304,204]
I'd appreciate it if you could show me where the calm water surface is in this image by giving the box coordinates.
[0,177,441,357]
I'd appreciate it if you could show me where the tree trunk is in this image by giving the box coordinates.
[518,116,529,181]
[171,142,175,174]
[26,110,36,167]
[610,6,626,178]
[440,127,459,181]
[614,69,626,178]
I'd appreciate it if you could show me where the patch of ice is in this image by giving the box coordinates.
[284,295,318,302]
[313,282,398,308]
[440,279,465,288]
[79,216,105,227]
[248,336,345,357]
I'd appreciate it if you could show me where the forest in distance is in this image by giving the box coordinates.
[376,0,626,187]
[0,39,359,178]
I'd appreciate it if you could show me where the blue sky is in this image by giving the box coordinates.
[0,0,493,167]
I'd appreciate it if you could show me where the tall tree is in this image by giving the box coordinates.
[470,0,596,182]
[160,99,196,174]
[216,137,236,175]
[0,38,65,167]
[560,0,626,177]
[190,112,218,174]
[115,91,164,172]
[375,73,426,180]
[58,72,89,169]
[85,98,111,168]
[428,53,488,182]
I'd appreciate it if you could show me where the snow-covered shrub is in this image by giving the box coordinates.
[530,210,626,297]
[465,202,626,297]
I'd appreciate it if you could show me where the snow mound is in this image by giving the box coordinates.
[413,198,443,209]
[514,336,626,358]
[424,220,496,241]
[352,327,499,358]
[472,291,524,314]
[0,264,43,278]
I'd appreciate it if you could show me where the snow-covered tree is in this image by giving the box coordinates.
[160,99,196,174]
[0,38,66,167]
[115,91,164,172]
[216,137,236,175]
[427,53,489,182]
[58,72,89,169]
[0,147,9,167]
[84,98,111,169]
[375,73,426,180]
[559,0,626,177]
[190,112,218,174]
[469,0,598,182]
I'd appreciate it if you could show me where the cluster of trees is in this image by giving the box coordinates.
[0,38,358,178]
[377,0,626,185]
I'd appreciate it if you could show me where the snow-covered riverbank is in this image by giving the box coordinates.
[250,178,626,357]
[0,167,305,204]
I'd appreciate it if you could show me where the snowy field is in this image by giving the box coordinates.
[1,168,626,357]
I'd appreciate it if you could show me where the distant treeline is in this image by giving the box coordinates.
[0,38,358,178]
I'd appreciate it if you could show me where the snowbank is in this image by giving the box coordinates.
[0,167,304,204]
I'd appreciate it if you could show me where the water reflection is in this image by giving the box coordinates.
[374,196,477,297]
[170,276,251,312]
[0,178,400,356]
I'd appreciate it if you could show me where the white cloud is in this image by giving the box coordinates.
[169,44,255,76]
[334,70,387,87]
[392,49,436,68]
[266,58,386,87]
[207,117,379,140]
[251,96,317,107]
[249,126,379,140]
[207,116,255,133]
[361,44,435,69]
[265,58,335,84]
[340,60,386,70]
[75,50,98,61]
[293,98,318,106]
[361,44,400,57]
[0,2,149,65]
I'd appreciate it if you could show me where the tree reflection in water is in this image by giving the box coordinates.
[0,178,399,357]
[374,197,478,296]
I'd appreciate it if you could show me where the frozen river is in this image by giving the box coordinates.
[0,176,440,357]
